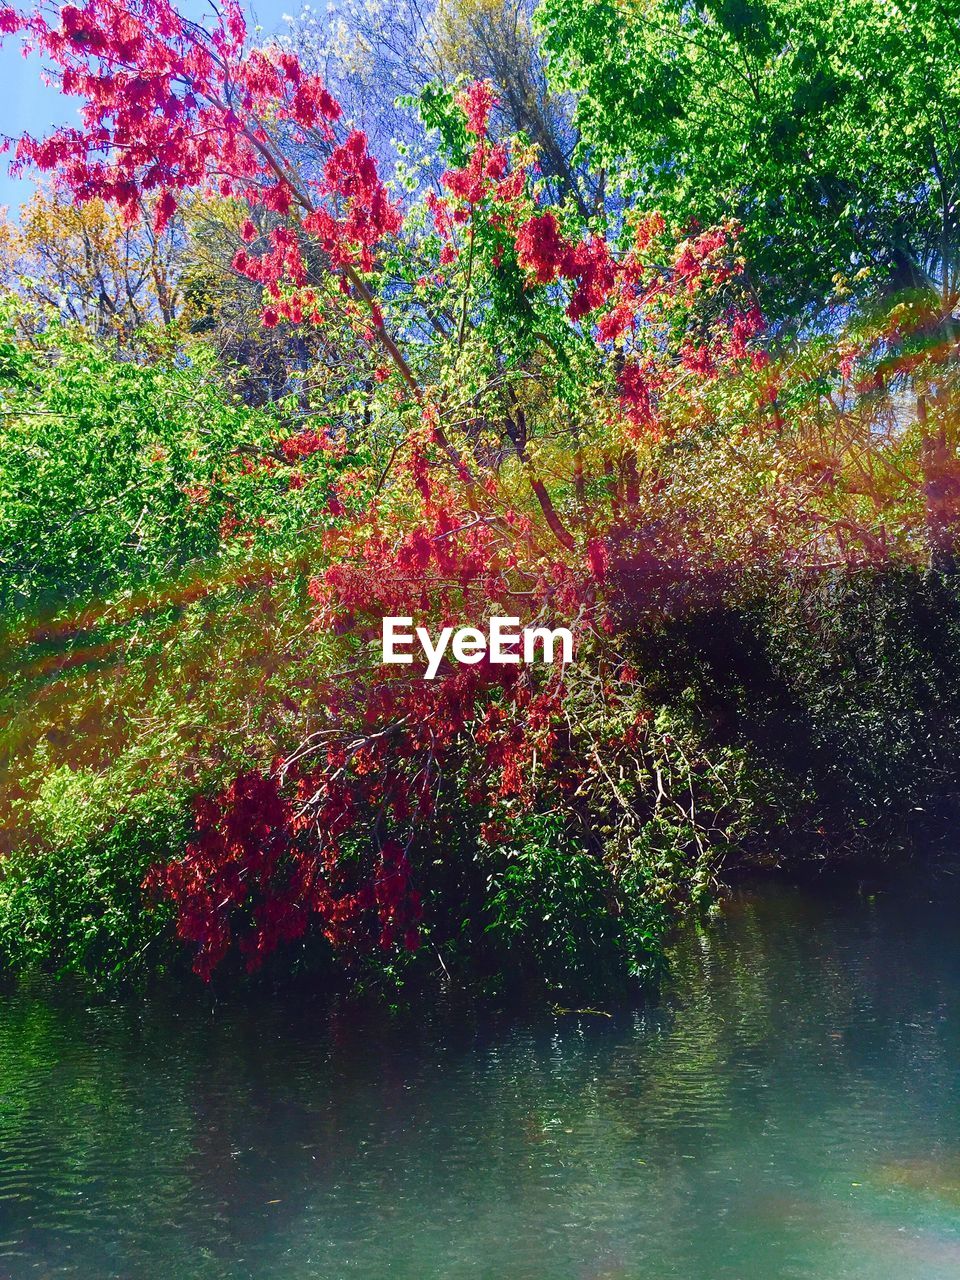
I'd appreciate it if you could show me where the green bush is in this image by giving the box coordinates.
[0,770,190,984]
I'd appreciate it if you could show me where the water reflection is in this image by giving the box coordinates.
[0,880,958,1277]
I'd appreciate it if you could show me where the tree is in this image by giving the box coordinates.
[281,0,599,215]
[0,187,186,336]
[537,0,960,326]
[0,0,774,976]
[537,0,960,567]
[430,0,599,215]
[11,0,949,987]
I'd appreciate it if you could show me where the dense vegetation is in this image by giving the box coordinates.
[1,0,959,998]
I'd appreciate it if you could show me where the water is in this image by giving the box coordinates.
[0,880,959,1279]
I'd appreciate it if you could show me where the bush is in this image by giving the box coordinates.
[636,569,960,860]
[0,771,190,984]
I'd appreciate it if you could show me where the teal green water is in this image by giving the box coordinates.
[0,880,958,1278]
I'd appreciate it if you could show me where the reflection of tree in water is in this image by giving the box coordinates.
[0,886,959,1276]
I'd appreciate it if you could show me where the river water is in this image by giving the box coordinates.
[0,878,958,1278]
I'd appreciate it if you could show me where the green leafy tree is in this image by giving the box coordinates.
[538,0,960,325]
[0,308,352,619]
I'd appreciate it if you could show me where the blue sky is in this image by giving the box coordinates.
[1,1,299,214]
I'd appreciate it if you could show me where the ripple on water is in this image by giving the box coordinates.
[0,881,959,1278]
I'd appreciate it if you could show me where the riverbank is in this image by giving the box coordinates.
[3,566,960,1000]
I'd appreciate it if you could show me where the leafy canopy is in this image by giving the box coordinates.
[537,0,960,324]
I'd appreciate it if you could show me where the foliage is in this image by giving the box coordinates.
[0,0,958,997]
[0,188,187,336]
[0,308,349,619]
[632,570,960,857]
[0,777,187,983]
[537,0,960,323]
